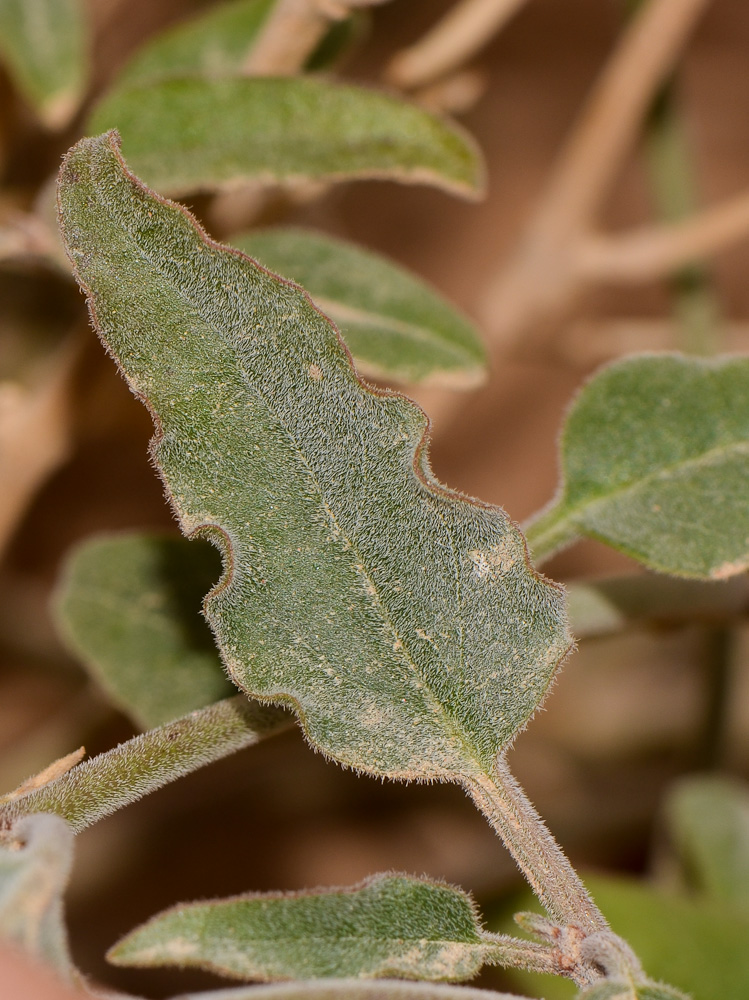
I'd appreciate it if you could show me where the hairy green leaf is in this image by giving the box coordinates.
[113,0,275,88]
[230,228,486,386]
[0,814,73,975]
[109,874,495,981]
[0,0,88,127]
[57,131,569,790]
[171,980,529,1000]
[54,532,232,729]
[525,354,749,579]
[87,78,484,197]
[664,775,749,912]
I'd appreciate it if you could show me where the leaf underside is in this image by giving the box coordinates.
[87,77,484,197]
[527,354,749,579]
[54,532,232,729]
[230,227,487,386]
[108,874,490,982]
[58,132,570,785]
[0,814,74,975]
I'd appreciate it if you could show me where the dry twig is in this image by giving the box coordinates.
[0,338,79,559]
[579,188,749,282]
[387,0,530,90]
[479,0,711,345]
[243,0,390,75]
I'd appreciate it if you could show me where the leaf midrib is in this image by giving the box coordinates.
[95,173,482,776]
[559,437,749,529]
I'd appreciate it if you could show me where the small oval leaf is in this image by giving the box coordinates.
[87,77,484,197]
[231,228,487,385]
[54,532,232,730]
[0,0,88,128]
[525,354,749,579]
[108,874,489,982]
[57,132,569,787]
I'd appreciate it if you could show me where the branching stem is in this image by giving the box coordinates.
[0,697,292,835]
[387,0,529,90]
[243,0,389,75]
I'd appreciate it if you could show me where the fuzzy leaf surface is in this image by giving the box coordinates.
[664,774,749,912]
[57,132,569,784]
[231,228,486,386]
[0,814,73,975]
[87,78,483,197]
[526,354,749,578]
[55,532,232,729]
[171,980,528,1000]
[0,0,87,127]
[109,874,493,981]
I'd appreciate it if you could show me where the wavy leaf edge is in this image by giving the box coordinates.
[58,130,571,786]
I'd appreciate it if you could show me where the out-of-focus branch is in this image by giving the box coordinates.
[579,188,749,282]
[0,337,79,560]
[0,212,57,262]
[243,0,390,75]
[480,0,710,345]
[387,0,530,90]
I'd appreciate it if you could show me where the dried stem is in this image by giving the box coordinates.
[387,0,530,90]
[579,189,749,282]
[243,0,389,75]
[464,757,608,935]
[480,0,710,344]
[0,697,292,834]
[0,336,80,560]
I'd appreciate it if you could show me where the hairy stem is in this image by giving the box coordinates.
[464,757,608,935]
[521,505,576,567]
[0,697,292,834]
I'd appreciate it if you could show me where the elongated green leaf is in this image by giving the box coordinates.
[664,775,749,912]
[109,874,494,981]
[525,354,749,579]
[230,228,486,386]
[109,0,356,91]
[113,0,275,88]
[172,980,528,1000]
[0,0,88,128]
[54,532,233,729]
[87,78,484,197]
[57,132,569,789]
[0,814,73,975]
